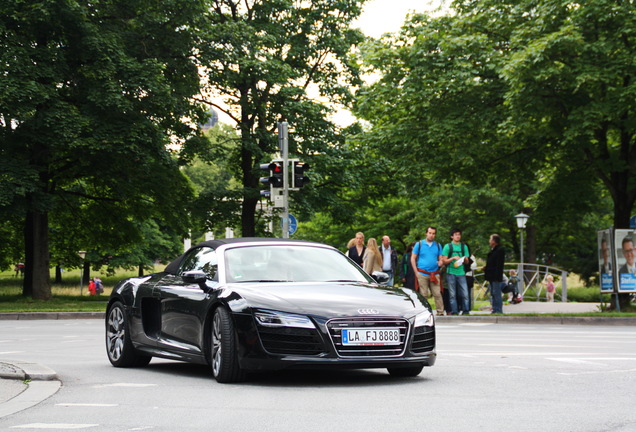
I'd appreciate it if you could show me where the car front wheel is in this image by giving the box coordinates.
[211,307,245,383]
[106,301,151,367]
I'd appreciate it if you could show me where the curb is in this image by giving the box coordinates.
[0,361,58,381]
[0,311,105,321]
[0,361,61,419]
[435,315,636,326]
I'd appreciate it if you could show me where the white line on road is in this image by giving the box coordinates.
[10,424,99,429]
[92,383,157,388]
[55,403,118,407]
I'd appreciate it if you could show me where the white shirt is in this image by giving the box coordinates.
[382,245,392,271]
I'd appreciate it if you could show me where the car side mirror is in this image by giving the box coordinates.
[181,270,208,285]
[371,271,389,284]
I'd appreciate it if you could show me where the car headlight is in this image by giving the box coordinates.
[414,311,434,327]
[254,310,316,329]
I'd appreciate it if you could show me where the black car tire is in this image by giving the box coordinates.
[106,301,151,367]
[211,307,245,383]
[387,365,424,377]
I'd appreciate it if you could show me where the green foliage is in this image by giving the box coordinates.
[197,0,368,236]
[0,0,208,298]
[350,1,620,282]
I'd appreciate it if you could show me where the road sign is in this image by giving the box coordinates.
[281,214,298,235]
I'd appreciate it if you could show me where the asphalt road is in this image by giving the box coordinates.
[1,318,635,431]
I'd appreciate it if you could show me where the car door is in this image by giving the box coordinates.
[153,247,220,356]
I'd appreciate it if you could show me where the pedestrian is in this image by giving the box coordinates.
[483,234,506,314]
[379,235,399,285]
[347,232,366,267]
[441,229,471,315]
[503,269,522,304]
[401,242,417,289]
[544,274,556,302]
[363,238,383,276]
[88,278,97,295]
[411,227,445,315]
[94,277,104,295]
[464,246,477,312]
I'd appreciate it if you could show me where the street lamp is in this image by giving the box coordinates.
[515,213,529,292]
[78,251,86,296]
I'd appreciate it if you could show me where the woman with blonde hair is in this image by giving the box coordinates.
[363,238,383,275]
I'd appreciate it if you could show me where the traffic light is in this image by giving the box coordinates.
[259,161,284,189]
[292,160,310,189]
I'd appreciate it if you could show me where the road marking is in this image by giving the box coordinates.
[546,358,608,366]
[92,383,157,388]
[0,351,24,355]
[55,403,118,407]
[10,424,98,429]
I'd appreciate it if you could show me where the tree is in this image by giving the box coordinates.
[490,0,636,228]
[353,4,615,283]
[198,0,367,236]
[0,0,208,299]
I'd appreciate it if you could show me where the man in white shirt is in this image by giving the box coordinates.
[379,235,398,286]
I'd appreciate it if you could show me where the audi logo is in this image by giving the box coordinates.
[357,308,379,315]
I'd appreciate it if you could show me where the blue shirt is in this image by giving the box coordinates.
[413,240,442,273]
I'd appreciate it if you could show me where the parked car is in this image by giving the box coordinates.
[105,237,436,383]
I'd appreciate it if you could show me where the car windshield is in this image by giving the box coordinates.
[224,244,372,283]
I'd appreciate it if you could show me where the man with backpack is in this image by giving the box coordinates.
[411,226,445,315]
[441,229,471,315]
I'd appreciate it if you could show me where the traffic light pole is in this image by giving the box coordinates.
[278,121,289,239]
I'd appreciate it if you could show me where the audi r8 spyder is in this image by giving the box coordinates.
[105,238,436,383]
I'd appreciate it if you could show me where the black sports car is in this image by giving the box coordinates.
[105,238,436,383]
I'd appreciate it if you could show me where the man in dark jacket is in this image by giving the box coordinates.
[379,235,399,286]
[484,234,506,314]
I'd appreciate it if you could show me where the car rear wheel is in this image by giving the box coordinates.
[106,301,151,367]
[211,307,245,383]
[387,365,424,377]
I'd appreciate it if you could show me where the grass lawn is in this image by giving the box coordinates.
[0,266,160,313]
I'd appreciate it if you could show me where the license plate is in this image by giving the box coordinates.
[341,328,400,346]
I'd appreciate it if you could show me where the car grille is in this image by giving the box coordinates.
[411,326,435,353]
[257,326,325,356]
[327,318,408,358]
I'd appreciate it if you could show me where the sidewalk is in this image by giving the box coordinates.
[0,361,60,419]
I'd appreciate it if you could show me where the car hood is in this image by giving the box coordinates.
[227,282,429,318]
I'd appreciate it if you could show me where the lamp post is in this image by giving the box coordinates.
[515,213,529,291]
[78,251,86,296]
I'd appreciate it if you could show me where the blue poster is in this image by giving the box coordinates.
[614,229,636,293]
[598,230,614,293]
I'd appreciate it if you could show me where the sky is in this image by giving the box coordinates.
[354,0,447,38]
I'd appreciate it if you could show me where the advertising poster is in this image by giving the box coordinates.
[614,229,636,293]
[598,230,614,292]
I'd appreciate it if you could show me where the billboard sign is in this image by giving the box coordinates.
[614,229,636,293]
[598,229,614,293]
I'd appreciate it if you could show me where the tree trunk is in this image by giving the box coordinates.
[138,264,144,277]
[23,210,51,300]
[55,264,63,284]
[82,261,91,293]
